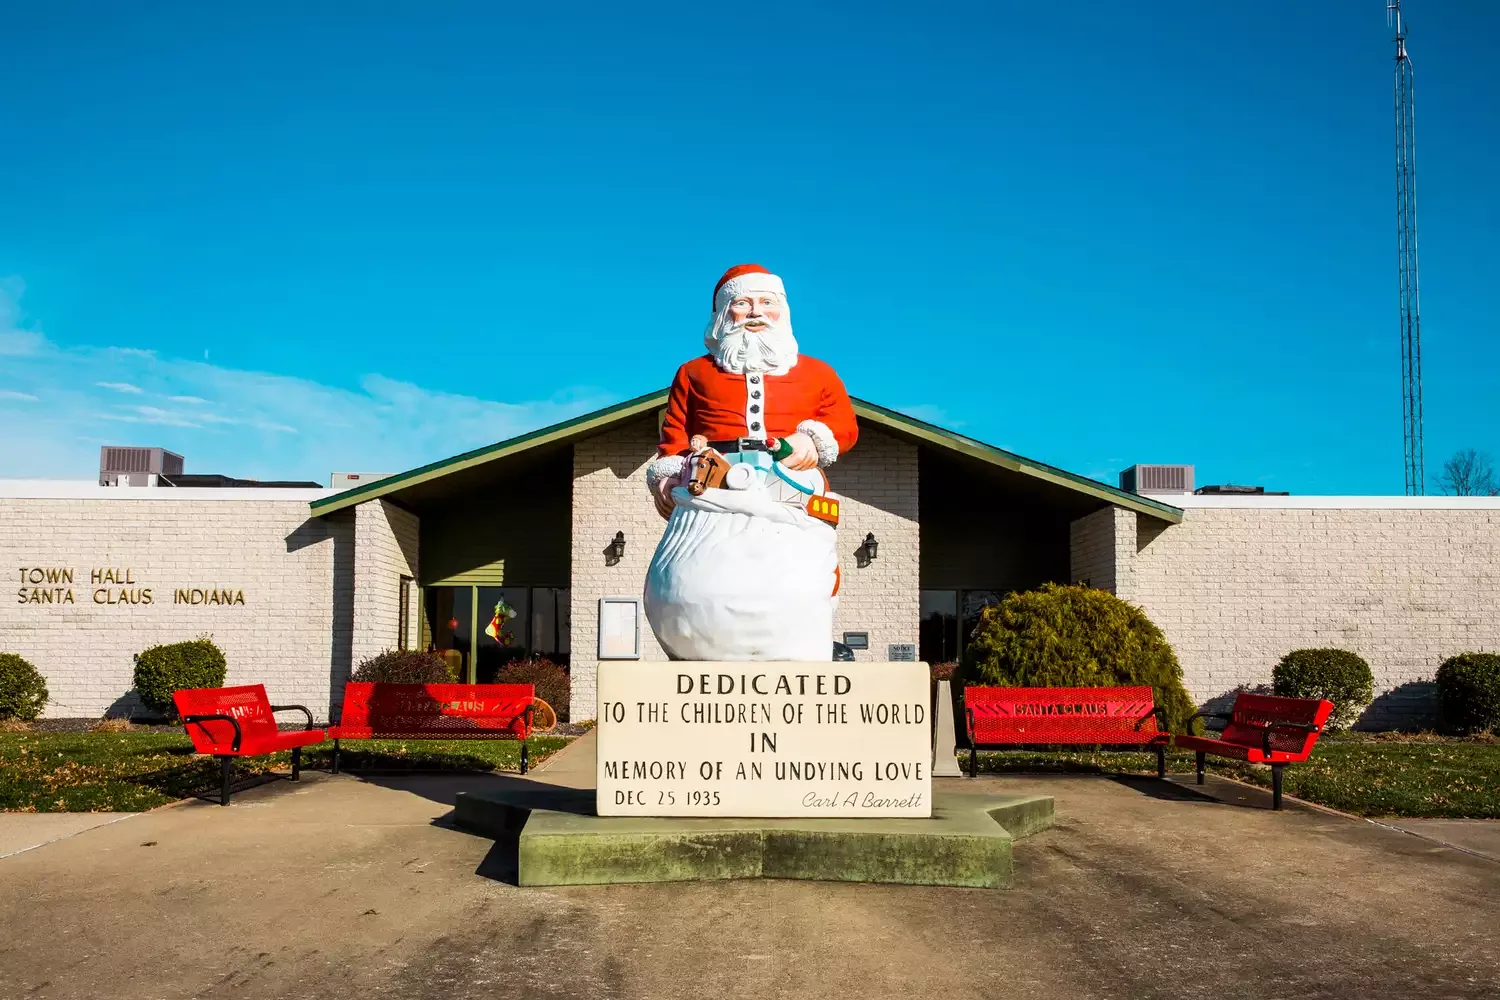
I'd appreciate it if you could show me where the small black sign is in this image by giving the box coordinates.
[842,631,869,650]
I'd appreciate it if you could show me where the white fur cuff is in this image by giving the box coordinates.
[646,455,687,493]
[797,419,839,466]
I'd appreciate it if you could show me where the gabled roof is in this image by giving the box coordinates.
[308,389,1183,523]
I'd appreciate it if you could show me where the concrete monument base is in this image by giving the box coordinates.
[454,784,1054,888]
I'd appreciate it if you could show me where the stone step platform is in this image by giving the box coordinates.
[454,783,1054,888]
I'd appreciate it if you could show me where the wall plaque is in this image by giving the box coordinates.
[597,597,641,660]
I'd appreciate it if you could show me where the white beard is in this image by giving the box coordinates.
[704,308,799,374]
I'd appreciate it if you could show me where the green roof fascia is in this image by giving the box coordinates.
[308,388,669,516]
[849,397,1183,524]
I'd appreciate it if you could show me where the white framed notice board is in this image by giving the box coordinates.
[598,597,642,660]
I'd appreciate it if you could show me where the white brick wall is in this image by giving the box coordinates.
[352,500,420,671]
[570,418,672,722]
[1069,507,1125,592]
[1072,499,1500,728]
[568,420,922,721]
[828,430,920,663]
[2,496,352,720]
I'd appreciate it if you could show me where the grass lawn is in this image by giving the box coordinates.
[0,732,572,813]
[966,733,1500,819]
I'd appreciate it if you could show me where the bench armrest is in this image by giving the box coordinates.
[524,702,536,736]
[271,704,316,730]
[1260,720,1322,756]
[1187,711,1231,734]
[965,706,976,742]
[1135,706,1167,733]
[182,713,243,752]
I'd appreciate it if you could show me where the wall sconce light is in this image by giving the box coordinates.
[862,532,879,561]
[605,531,626,566]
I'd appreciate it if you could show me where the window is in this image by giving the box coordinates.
[920,590,958,665]
[920,588,1007,665]
[398,576,413,649]
[423,585,571,683]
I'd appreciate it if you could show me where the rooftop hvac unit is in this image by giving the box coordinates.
[99,447,184,486]
[1119,464,1194,495]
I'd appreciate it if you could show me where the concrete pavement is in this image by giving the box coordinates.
[1,757,1497,999]
[0,811,139,859]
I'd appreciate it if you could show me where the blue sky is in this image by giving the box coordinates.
[1,1,1496,493]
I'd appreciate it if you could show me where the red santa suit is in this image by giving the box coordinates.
[643,264,857,662]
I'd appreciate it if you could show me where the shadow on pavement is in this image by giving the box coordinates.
[1110,775,1220,804]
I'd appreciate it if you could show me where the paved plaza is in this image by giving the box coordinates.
[2,740,1498,1000]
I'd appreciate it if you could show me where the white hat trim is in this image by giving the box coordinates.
[714,271,786,313]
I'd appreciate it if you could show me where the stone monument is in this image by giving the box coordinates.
[456,265,1053,884]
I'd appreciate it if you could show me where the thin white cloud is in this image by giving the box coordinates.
[0,389,40,401]
[0,278,614,481]
[893,403,963,428]
[0,277,49,356]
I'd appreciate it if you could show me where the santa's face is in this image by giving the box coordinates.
[705,274,799,374]
[728,294,784,334]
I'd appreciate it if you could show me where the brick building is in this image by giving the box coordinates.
[4,389,1498,728]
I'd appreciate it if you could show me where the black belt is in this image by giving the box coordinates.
[705,438,771,453]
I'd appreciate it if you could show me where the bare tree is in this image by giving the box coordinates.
[1437,449,1500,496]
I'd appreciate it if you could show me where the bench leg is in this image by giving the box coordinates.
[520,739,529,775]
[1195,751,1205,785]
[1156,745,1167,780]
[969,744,976,778]
[1271,764,1284,811]
[331,739,341,775]
[291,746,302,782]
[220,756,233,806]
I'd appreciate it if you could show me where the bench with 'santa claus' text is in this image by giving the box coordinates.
[1174,692,1332,810]
[327,683,536,774]
[173,684,326,806]
[963,685,1170,779]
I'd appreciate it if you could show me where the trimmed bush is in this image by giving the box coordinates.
[352,649,456,684]
[1435,652,1500,735]
[960,583,1198,734]
[1272,648,1374,731]
[496,658,571,722]
[133,638,227,718]
[0,653,48,722]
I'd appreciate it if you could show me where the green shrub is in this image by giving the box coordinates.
[352,649,456,684]
[1272,648,1374,731]
[496,658,571,722]
[0,653,48,722]
[960,583,1198,734]
[1435,652,1500,735]
[133,637,228,718]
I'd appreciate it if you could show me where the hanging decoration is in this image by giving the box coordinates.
[484,597,517,646]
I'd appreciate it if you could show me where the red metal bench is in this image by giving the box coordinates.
[1175,692,1333,810]
[964,685,1170,779]
[327,682,536,774]
[173,685,326,806]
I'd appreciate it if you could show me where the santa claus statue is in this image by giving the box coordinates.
[643,264,858,661]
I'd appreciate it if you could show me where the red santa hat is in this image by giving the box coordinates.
[712,264,787,314]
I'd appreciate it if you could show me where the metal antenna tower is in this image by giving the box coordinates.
[1390,1,1424,494]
